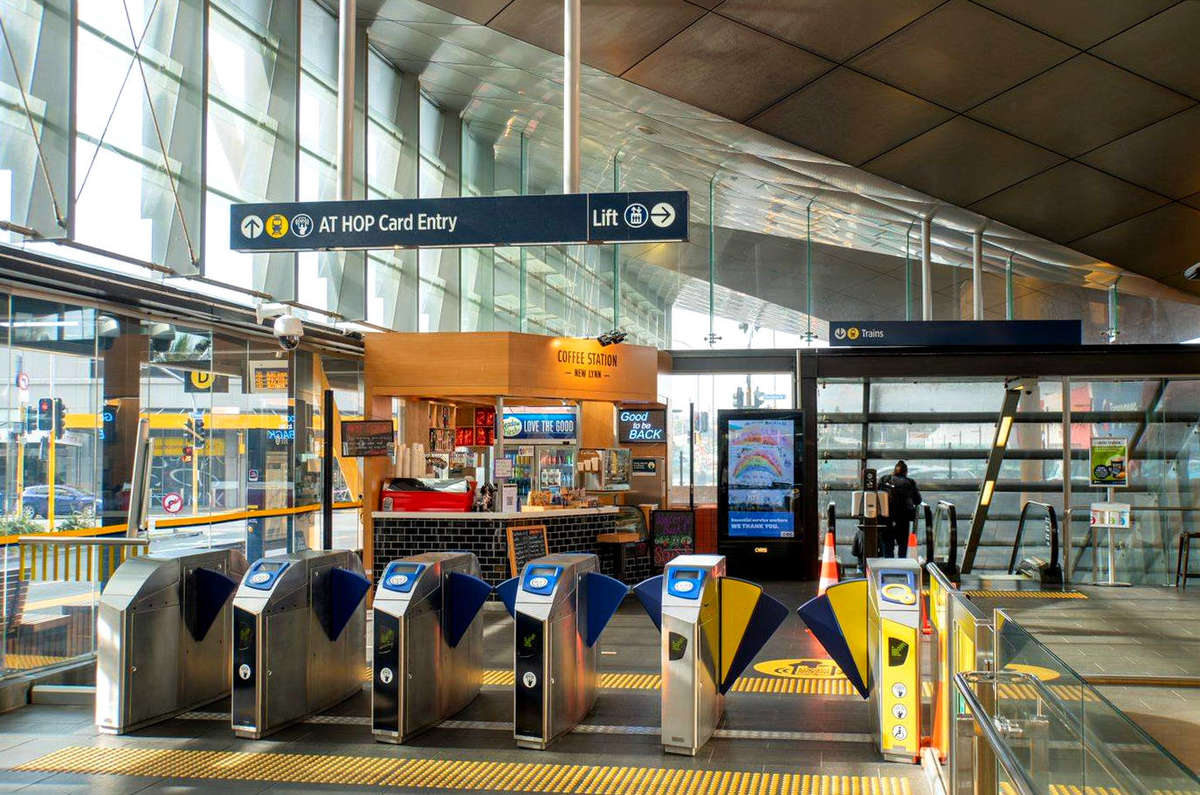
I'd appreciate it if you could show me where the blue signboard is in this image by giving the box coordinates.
[230,191,688,252]
[501,411,577,442]
[829,320,1081,347]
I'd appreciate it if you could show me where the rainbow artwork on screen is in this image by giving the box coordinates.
[727,419,795,538]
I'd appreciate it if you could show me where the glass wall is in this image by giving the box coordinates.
[7,0,1200,344]
[0,290,363,680]
[815,376,1200,584]
[662,370,796,506]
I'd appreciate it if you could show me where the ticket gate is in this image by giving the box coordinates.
[96,548,247,734]
[495,553,628,750]
[633,555,789,755]
[231,549,371,739]
[371,552,493,743]
[797,558,922,763]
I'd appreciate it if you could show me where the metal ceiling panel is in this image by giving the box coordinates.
[968,54,1192,158]
[713,0,944,62]
[866,116,1064,206]
[487,0,705,75]
[1083,106,1200,200]
[972,0,1177,49]
[405,0,511,24]
[359,0,1200,308]
[622,13,832,122]
[749,67,952,165]
[971,162,1169,244]
[1072,204,1200,288]
[1093,2,1200,99]
[849,0,1074,111]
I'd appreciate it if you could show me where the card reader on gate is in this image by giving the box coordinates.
[666,567,706,599]
[381,562,425,593]
[879,572,917,605]
[245,559,289,590]
[522,565,562,595]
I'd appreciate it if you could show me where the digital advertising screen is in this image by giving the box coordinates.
[717,411,802,543]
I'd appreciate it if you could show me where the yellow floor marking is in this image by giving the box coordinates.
[14,746,915,794]
[481,669,868,696]
[3,654,73,670]
[962,590,1087,599]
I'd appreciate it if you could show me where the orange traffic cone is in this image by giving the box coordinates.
[908,526,919,558]
[817,529,840,596]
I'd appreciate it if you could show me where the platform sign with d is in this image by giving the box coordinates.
[1090,436,1128,488]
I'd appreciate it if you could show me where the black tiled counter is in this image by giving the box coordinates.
[372,508,654,586]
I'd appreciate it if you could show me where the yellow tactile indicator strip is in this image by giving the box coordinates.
[16,746,915,795]
[962,590,1087,599]
[481,669,860,696]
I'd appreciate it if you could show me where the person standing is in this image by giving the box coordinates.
[880,460,921,558]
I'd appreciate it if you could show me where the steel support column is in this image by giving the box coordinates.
[972,230,984,320]
[562,0,581,194]
[336,0,356,200]
[921,216,933,320]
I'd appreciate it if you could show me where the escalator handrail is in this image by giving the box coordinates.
[922,500,959,574]
[1008,500,1061,576]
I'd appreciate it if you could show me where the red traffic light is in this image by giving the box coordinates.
[38,397,52,412]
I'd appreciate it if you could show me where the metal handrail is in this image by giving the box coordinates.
[18,536,148,547]
[1008,501,1061,579]
[954,672,1039,795]
[991,669,1153,792]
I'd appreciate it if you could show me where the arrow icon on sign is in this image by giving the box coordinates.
[241,215,263,239]
[650,202,676,228]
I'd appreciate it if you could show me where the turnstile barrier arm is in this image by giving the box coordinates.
[632,575,663,632]
[495,577,519,618]
[717,578,789,694]
[796,579,871,699]
[185,567,239,643]
[320,567,371,641]
[444,571,493,648]
[581,572,629,647]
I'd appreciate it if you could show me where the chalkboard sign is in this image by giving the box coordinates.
[651,509,695,568]
[341,420,394,457]
[506,524,549,577]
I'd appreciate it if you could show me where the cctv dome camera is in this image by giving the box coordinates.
[273,313,304,351]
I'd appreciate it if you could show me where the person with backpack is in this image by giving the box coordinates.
[880,460,921,558]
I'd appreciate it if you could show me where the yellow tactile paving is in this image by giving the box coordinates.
[481,669,866,696]
[15,746,916,795]
[2,654,73,671]
[962,590,1087,599]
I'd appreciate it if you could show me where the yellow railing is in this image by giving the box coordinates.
[0,501,362,547]
[17,536,150,583]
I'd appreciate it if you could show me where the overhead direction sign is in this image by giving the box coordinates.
[231,191,688,252]
[829,320,1082,347]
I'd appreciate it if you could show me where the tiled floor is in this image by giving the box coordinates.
[0,582,928,794]
[989,585,1200,773]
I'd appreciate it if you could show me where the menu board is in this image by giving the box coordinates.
[725,416,797,538]
[506,524,548,577]
[651,509,695,568]
[341,420,394,457]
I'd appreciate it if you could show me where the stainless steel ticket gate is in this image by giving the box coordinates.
[372,552,493,743]
[96,548,247,734]
[633,554,789,755]
[231,549,371,739]
[495,553,628,750]
[798,557,923,763]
